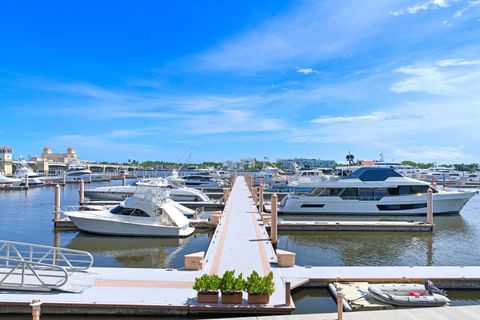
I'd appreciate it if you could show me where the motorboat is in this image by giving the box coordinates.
[64,192,195,237]
[278,167,476,215]
[0,174,21,185]
[65,161,93,177]
[368,283,450,307]
[174,174,226,189]
[84,178,211,202]
[13,163,45,187]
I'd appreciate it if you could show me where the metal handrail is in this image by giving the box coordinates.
[0,257,69,291]
[0,240,94,271]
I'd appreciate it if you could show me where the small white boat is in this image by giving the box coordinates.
[368,283,450,307]
[64,192,195,237]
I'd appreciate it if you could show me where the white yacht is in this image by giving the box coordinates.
[0,174,21,185]
[175,174,226,189]
[84,177,211,202]
[278,167,476,215]
[66,161,93,177]
[64,193,195,237]
[14,162,45,187]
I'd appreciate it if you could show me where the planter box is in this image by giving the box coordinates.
[248,294,270,304]
[221,293,243,304]
[197,292,219,304]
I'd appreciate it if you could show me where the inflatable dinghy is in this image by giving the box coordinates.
[368,283,450,307]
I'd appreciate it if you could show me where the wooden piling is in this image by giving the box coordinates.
[122,174,126,186]
[62,173,66,185]
[25,175,29,189]
[427,188,433,225]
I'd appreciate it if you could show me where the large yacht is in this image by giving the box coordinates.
[64,193,195,237]
[14,162,45,187]
[278,167,476,215]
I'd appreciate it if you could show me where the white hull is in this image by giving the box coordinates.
[67,214,194,237]
[279,191,476,215]
[84,186,209,202]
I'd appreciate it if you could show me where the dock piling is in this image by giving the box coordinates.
[30,299,42,320]
[25,175,29,189]
[79,179,85,204]
[270,193,278,246]
[285,281,291,306]
[259,182,264,213]
[122,174,126,186]
[336,288,344,320]
[62,173,66,185]
[427,188,434,225]
[54,184,61,221]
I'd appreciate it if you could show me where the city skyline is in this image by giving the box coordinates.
[1,1,479,163]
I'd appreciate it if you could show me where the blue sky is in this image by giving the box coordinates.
[1,0,479,164]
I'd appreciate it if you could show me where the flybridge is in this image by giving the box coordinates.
[342,167,403,181]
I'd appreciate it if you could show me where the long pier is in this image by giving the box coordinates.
[1,176,479,316]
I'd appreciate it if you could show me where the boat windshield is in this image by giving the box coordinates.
[110,206,150,217]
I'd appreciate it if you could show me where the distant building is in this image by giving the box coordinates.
[240,158,256,169]
[223,160,241,171]
[32,145,79,163]
[276,158,336,170]
[0,146,13,175]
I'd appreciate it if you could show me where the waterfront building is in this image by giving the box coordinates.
[0,146,13,176]
[240,157,256,169]
[31,145,79,163]
[276,157,336,170]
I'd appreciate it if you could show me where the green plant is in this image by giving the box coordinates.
[245,271,274,296]
[193,274,221,293]
[219,270,245,295]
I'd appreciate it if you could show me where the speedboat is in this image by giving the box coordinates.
[368,283,450,307]
[278,167,476,215]
[64,193,195,237]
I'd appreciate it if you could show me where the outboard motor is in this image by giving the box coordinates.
[424,280,447,296]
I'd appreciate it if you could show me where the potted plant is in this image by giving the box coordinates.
[219,270,244,304]
[245,271,274,304]
[193,274,221,303]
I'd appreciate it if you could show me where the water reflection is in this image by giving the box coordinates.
[65,231,212,269]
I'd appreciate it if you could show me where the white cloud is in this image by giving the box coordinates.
[453,0,480,17]
[310,112,391,124]
[391,0,456,16]
[391,58,480,94]
[196,1,393,72]
[297,67,318,75]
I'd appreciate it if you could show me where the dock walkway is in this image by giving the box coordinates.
[0,176,292,315]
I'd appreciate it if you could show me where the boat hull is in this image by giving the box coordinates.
[67,214,195,237]
[279,191,476,215]
[368,284,450,307]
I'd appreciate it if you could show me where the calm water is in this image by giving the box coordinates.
[0,181,479,316]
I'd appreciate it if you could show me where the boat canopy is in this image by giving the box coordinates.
[161,202,190,227]
[342,167,402,181]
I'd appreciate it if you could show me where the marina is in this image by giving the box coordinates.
[0,174,479,317]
